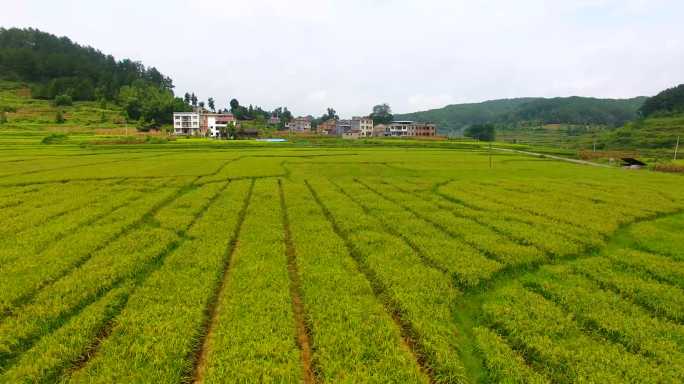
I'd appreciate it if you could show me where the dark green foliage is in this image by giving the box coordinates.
[0,28,173,101]
[41,133,67,144]
[396,97,646,134]
[53,94,72,106]
[464,123,496,141]
[208,97,215,112]
[0,110,6,124]
[639,84,684,117]
[370,103,393,125]
[55,110,65,124]
[118,80,191,128]
[229,98,271,121]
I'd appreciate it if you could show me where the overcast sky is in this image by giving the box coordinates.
[2,0,684,116]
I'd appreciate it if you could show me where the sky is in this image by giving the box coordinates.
[2,0,684,116]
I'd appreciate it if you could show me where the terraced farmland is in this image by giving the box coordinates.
[1,143,683,383]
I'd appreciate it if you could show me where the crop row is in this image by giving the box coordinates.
[198,179,302,383]
[522,264,684,371]
[482,283,676,382]
[571,257,684,323]
[333,179,503,288]
[0,181,177,317]
[60,180,251,383]
[282,180,428,382]
[356,179,545,269]
[0,181,227,371]
[306,178,467,383]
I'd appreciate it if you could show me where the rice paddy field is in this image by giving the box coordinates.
[1,140,684,383]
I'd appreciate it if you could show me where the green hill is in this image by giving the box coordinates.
[0,28,188,128]
[396,96,646,135]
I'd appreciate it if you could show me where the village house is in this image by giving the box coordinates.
[287,116,312,132]
[317,118,337,135]
[268,116,280,126]
[352,116,374,137]
[335,119,352,136]
[385,121,436,137]
[173,110,236,137]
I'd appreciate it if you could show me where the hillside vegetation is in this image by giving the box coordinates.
[396,96,646,135]
[0,28,189,128]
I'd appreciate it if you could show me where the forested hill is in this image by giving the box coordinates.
[0,28,189,127]
[396,96,647,135]
[0,27,173,101]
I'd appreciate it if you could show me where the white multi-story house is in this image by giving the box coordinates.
[173,111,236,137]
[352,116,374,137]
[173,112,201,135]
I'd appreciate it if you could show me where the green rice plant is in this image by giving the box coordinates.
[522,265,684,370]
[0,187,143,267]
[64,180,248,383]
[0,185,177,316]
[333,179,503,288]
[472,326,550,384]
[359,179,545,268]
[607,248,684,289]
[0,183,225,365]
[307,178,468,383]
[572,257,684,323]
[482,284,673,383]
[283,180,430,382]
[200,179,302,383]
[0,284,132,383]
[628,217,684,261]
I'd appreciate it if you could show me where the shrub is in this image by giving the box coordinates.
[55,110,66,124]
[41,133,68,144]
[0,111,7,124]
[54,94,73,106]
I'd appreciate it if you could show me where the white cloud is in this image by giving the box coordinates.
[1,0,683,116]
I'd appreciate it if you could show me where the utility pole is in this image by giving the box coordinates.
[675,135,680,161]
[593,137,597,152]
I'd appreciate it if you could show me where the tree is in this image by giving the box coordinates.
[464,123,496,141]
[370,103,393,125]
[54,94,73,106]
[184,92,191,104]
[190,93,198,107]
[208,97,215,112]
[199,101,205,109]
[639,84,684,117]
[230,98,240,111]
[0,111,7,124]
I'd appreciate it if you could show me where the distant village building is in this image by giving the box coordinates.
[288,116,312,132]
[335,119,352,136]
[268,116,280,126]
[373,124,388,137]
[317,119,337,135]
[385,121,436,137]
[173,111,235,137]
[352,116,374,137]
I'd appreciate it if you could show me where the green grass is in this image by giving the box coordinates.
[0,134,684,382]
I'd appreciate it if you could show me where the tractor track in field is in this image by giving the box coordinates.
[305,180,438,384]
[278,179,317,384]
[190,179,254,384]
